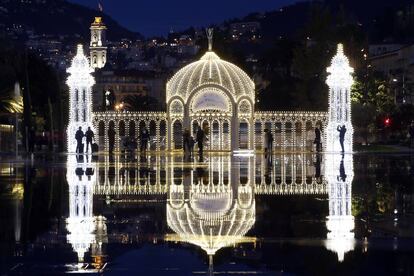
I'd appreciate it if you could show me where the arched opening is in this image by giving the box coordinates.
[212,120,220,150]
[202,120,210,150]
[239,120,249,149]
[295,122,302,151]
[149,120,157,150]
[159,120,167,150]
[129,120,136,138]
[222,120,230,150]
[119,121,126,137]
[254,121,262,150]
[306,121,313,151]
[98,121,105,148]
[172,120,183,149]
[108,121,115,151]
[285,122,292,151]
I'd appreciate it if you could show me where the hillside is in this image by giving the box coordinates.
[0,0,141,41]
[227,0,414,43]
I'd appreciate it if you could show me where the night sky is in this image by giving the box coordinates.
[69,0,301,37]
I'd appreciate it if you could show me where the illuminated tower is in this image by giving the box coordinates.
[326,44,354,153]
[324,153,355,262]
[66,44,95,152]
[90,17,107,69]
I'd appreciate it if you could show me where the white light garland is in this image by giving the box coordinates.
[66,45,96,153]
[326,44,354,153]
[66,155,96,262]
[324,153,355,262]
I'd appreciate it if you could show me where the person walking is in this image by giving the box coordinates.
[196,126,205,159]
[140,128,150,153]
[108,127,116,154]
[85,127,94,153]
[314,127,321,152]
[337,125,347,153]
[75,127,84,154]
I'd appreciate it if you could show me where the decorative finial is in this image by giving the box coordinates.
[206,28,213,51]
[76,44,84,56]
[337,43,344,54]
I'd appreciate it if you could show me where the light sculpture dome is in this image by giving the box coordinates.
[166,51,255,105]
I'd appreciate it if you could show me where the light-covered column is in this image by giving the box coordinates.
[326,44,354,153]
[66,45,95,152]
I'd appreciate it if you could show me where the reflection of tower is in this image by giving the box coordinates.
[324,154,355,262]
[326,44,354,153]
[90,17,107,69]
[66,45,96,152]
[66,155,107,264]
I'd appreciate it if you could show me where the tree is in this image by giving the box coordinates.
[123,95,162,111]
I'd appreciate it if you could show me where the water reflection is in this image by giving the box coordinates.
[66,155,107,269]
[324,153,354,262]
[3,153,414,274]
[63,152,354,269]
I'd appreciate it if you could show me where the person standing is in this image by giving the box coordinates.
[183,128,191,160]
[108,127,116,154]
[196,126,205,159]
[337,125,347,153]
[75,127,84,154]
[264,129,274,154]
[85,127,94,153]
[140,128,150,153]
[314,127,321,152]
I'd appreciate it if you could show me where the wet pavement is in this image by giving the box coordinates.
[0,152,414,275]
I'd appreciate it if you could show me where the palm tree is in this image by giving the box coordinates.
[0,87,23,114]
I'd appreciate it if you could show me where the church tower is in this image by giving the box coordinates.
[90,17,107,69]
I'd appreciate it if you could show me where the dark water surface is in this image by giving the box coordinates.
[0,153,413,275]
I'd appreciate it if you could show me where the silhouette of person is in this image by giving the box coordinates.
[314,127,321,152]
[85,127,94,153]
[183,128,191,161]
[196,126,205,160]
[337,125,347,152]
[75,127,84,154]
[338,155,347,182]
[264,129,274,156]
[315,153,322,180]
[140,128,150,153]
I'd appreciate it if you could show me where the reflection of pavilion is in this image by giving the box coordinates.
[93,154,327,196]
[165,181,256,256]
[65,152,355,265]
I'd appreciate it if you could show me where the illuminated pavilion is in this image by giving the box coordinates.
[66,28,354,153]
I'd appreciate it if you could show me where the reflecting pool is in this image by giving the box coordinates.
[0,153,414,275]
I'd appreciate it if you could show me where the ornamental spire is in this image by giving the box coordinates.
[206,28,213,51]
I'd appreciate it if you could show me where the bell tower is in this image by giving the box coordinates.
[90,16,107,69]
